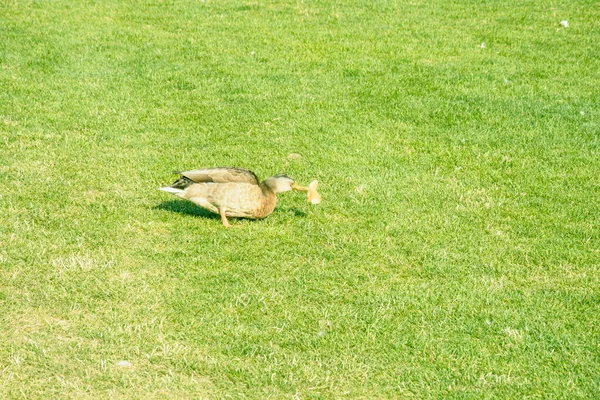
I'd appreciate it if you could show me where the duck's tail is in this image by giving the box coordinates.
[159,176,195,195]
[159,186,184,195]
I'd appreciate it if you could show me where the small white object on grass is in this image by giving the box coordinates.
[116,360,133,368]
[560,20,569,28]
[480,42,486,49]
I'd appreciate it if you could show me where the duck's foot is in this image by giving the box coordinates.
[219,208,231,228]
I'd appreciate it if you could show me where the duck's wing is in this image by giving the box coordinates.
[180,167,260,185]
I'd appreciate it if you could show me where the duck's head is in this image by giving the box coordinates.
[263,175,296,193]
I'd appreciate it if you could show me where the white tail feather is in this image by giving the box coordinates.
[159,187,184,195]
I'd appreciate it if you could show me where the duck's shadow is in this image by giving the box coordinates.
[154,200,220,220]
[277,207,307,217]
[155,201,307,220]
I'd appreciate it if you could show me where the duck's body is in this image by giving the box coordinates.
[159,167,297,227]
[171,177,277,219]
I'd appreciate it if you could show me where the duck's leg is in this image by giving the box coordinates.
[219,207,231,228]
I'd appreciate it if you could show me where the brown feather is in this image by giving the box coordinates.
[181,167,259,185]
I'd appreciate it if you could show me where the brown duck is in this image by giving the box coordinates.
[159,167,320,227]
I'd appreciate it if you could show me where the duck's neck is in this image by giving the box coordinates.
[257,182,277,217]
[259,181,275,196]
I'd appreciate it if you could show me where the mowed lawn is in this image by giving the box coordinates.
[1,0,599,398]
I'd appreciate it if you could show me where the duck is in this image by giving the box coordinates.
[159,167,320,227]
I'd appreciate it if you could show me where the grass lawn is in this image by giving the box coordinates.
[1,0,599,397]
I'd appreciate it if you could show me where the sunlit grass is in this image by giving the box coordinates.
[1,0,599,398]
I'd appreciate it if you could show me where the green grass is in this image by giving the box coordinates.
[1,0,599,398]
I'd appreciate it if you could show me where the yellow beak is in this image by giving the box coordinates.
[292,182,309,191]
